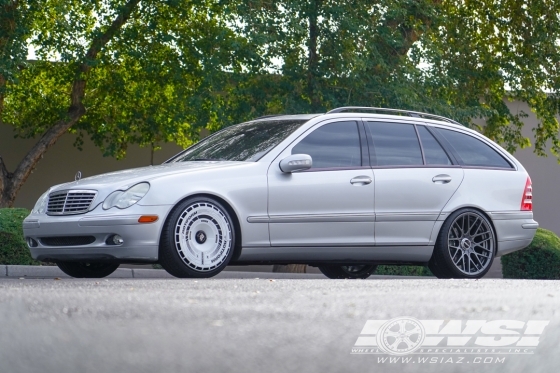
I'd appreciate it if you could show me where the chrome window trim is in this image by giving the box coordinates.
[297,166,371,173]
[419,125,456,165]
[360,117,519,171]
[370,164,462,169]
[363,120,425,167]
[266,118,368,171]
[430,127,517,170]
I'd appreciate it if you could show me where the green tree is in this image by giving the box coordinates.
[0,0,251,207]
[2,0,560,208]
[228,0,560,153]
[423,0,560,156]
[226,0,442,115]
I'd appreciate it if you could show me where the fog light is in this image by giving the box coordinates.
[26,237,38,248]
[106,234,124,246]
[113,235,124,245]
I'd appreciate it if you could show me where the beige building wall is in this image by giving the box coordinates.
[503,101,560,236]
[0,124,182,209]
[1,101,559,235]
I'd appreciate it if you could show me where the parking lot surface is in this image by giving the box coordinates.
[0,277,558,373]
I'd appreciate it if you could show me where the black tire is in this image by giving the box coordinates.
[56,262,119,278]
[428,208,496,279]
[318,265,377,279]
[159,196,236,278]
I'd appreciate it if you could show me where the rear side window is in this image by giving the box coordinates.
[437,128,512,168]
[417,126,452,165]
[366,122,423,166]
[292,121,361,169]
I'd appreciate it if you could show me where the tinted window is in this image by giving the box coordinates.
[437,128,512,168]
[292,121,361,169]
[173,119,307,162]
[417,126,452,165]
[366,122,423,166]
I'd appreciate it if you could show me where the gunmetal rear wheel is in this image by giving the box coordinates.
[428,209,495,279]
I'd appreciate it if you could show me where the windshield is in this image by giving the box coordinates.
[171,119,308,162]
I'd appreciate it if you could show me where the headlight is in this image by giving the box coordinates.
[102,183,150,210]
[32,190,50,214]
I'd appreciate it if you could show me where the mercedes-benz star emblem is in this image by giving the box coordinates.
[75,171,82,181]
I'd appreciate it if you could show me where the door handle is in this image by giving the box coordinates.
[350,176,372,185]
[432,174,452,184]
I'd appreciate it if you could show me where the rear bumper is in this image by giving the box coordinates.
[491,213,538,256]
[23,205,171,263]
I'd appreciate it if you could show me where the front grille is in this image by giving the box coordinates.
[47,190,97,215]
[39,236,96,246]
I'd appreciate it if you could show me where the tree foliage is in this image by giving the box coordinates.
[424,0,560,155]
[1,0,560,207]
[0,0,252,206]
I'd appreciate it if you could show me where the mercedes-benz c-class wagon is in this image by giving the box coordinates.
[23,107,538,279]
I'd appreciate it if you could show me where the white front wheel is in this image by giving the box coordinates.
[159,198,236,278]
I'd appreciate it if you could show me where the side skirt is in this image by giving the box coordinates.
[233,245,434,266]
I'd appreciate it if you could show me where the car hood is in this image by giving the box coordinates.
[51,161,249,192]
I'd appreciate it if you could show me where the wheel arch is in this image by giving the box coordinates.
[434,206,499,255]
[158,193,243,262]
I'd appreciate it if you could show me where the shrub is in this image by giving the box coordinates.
[375,265,433,277]
[501,228,560,279]
[0,208,39,265]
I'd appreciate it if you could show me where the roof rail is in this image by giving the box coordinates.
[253,114,285,120]
[326,106,461,125]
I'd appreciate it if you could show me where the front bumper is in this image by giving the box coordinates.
[23,205,172,263]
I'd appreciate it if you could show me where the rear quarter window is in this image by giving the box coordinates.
[437,128,512,169]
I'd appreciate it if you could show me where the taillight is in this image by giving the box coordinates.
[521,177,532,211]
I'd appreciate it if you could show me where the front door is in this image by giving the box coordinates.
[267,120,375,246]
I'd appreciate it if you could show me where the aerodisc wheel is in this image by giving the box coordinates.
[318,264,377,279]
[429,208,495,279]
[159,197,235,278]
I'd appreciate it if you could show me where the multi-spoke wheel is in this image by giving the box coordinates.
[318,264,377,279]
[56,262,119,278]
[429,208,495,279]
[159,197,236,278]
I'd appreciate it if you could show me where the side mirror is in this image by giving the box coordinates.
[279,154,313,173]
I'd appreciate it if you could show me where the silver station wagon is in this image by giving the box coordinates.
[23,107,538,279]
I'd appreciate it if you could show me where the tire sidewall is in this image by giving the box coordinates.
[160,197,236,278]
[437,208,496,279]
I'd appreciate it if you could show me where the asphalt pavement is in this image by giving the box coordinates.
[0,276,558,373]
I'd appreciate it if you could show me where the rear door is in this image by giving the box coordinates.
[366,121,464,245]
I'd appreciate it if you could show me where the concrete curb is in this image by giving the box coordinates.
[0,260,503,279]
[0,265,422,279]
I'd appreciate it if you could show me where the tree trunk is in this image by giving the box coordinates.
[0,0,140,208]
[306,0,321,112]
